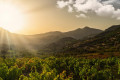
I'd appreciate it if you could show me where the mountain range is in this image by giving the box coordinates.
[0,26,102,50]
[1,25,120,55]
[57,25,120,54]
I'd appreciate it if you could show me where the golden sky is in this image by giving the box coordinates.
[0,0,120,35]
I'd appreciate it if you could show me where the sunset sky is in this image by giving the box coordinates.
[0,0,120,35]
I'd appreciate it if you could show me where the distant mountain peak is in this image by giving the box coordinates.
[46,31,62,34]
[83,26,90,29]
[74,28,81,31]
[64,26,102,39]
[75,26,91,31]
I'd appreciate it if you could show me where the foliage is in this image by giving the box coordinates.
[0,57,120,80]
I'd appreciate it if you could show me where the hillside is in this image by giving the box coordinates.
[45,37,77,52]
[63,25,120,54]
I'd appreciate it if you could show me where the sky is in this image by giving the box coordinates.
[0,0,120,35]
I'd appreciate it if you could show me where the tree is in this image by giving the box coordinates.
[0,44,9,59]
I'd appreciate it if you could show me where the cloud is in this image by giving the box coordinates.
[114,9,120,20]
[95,5,115,17]
[68,5,73,12]
[57,0,73,8]
[57,0,68,8]
[76,14,87,18]
[57,0,120,20]
[102,0,120,5]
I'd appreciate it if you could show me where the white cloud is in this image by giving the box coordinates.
[76,14,87,18]
[57,0,68,8]
[68,5,73,12]
[73,0,102,13]
[57,0,73,8]
[114,9,120,20]
[95,5,115,17]
[57,0,120,20]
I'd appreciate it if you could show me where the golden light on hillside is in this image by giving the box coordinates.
[0,2,25,32]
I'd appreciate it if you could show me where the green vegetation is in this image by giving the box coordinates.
[0,25,120,80]
[61,25,120,54]
[0,57,120,80]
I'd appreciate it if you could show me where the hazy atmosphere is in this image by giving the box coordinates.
[0,0,120,35]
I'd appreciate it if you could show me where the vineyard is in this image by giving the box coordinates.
[0,57,120,80]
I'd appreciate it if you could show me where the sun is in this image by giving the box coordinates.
[0,2,25,32]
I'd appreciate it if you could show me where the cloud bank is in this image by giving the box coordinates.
[57,0,120,20]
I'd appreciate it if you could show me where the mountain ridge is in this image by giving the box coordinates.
[61,25,120,54]
[0,26,103,50]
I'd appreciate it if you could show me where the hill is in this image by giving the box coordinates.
[63,25,120,54]
[45,37,77,52]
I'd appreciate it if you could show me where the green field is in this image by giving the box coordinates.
[0,57,120,80]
